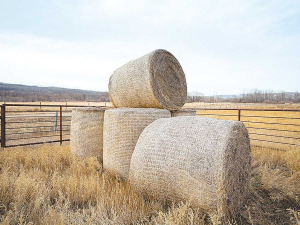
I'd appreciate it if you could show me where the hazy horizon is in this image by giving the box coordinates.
[2,81,298,98]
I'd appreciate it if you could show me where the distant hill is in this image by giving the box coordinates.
[0,82,110,102]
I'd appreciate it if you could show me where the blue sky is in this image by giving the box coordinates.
[0,0,299,95]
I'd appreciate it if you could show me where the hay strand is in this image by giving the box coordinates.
[70,107,106,159]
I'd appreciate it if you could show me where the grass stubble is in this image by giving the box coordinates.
[0,144,299,225]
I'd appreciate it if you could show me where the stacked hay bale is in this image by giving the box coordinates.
[103,49,186,179]
[70,107,106,159]
[171,109,196,117]
[109,49,187,110]
[129,116,251,216]
[103,108,171,179]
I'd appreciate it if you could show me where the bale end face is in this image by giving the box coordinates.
[219,122,251,217]
[149,49,187,110]
[70,107,106,158]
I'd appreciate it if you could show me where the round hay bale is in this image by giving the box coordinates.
[103,108,171,179]
[109,49,187,110]
[129,116,251,216]
[70,107,106,159]
[171,109,196,117]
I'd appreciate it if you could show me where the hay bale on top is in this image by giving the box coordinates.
[109,49,187,110]
[103,108,171,179]
[71,107,106,159]
[129,116,251,216]
[171,109,196,117]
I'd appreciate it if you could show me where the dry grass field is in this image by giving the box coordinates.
[0,102,300,224]
[0,144,299,225]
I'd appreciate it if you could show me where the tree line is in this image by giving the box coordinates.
[187,90,300,103]
[228,89,300,103]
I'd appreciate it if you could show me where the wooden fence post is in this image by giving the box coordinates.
[1,105,6,148]
[238,109,241,121]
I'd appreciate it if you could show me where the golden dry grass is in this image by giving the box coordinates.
[0,144,299,225]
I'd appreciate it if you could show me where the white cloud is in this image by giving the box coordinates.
[0,33,160,91]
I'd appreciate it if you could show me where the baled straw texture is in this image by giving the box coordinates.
[171,109,196,117]
[103,108,171,179]
[109,49,187,110]
[129,116,251,217]
[70,107,106,159]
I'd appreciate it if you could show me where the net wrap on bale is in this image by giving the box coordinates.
[171,109,196,117]
[70,107,106,159]
[129,116,251,217]
[103,108,171,179]
[109,49,187,110]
